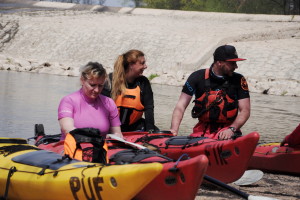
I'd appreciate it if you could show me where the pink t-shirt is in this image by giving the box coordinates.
[58,89,121,139]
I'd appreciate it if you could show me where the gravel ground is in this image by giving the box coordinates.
[197,173,300,200]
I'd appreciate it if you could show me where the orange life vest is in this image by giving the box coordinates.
[64,128,108,164]
[115,85,144,125]
[191,68,238,123]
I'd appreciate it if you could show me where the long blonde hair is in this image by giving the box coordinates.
[111,49,145,100]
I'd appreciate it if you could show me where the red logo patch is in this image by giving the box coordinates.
[241,77,249,91]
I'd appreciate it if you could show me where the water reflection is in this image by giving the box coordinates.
[0,71,299,143]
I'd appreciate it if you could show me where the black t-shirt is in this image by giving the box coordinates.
[182,67,250,101]
[102,73,155,131]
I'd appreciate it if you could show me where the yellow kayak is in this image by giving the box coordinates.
[0,138,163,200]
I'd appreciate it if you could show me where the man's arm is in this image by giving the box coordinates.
[218,97,251,140]
[170,92,193,136]
[232,97,251,129]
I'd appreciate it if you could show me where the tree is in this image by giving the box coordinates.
[140,0,299,15]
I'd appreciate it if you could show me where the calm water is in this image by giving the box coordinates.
[1,71,299,143]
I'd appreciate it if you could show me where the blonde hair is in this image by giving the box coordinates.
[80,62,107,81]
[111,50,145,100]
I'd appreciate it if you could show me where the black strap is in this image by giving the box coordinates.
[135,134,173,143]
[2,166,17,200]
[69,128,107,164]
[165,136,208,149]
[110,149,172,164]
[0,145,40,157]
[0,138,27,144]
[35,134,61,146]
[12,150,81,170]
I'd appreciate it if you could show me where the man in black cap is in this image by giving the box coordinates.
[170,45,250,140]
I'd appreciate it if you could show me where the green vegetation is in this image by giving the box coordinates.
[281,91,288,96]
[6,58,13,64]
[137,0,300,15]
[148,73,159,81]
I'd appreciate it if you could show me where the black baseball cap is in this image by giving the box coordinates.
[213,45,246,62]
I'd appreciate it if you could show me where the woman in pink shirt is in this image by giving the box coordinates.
[58,62,123,140]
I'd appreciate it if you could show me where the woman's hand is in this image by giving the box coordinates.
[113,132,124,139]
[110,126,124,139]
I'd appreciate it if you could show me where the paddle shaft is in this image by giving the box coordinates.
[204,175,249,199]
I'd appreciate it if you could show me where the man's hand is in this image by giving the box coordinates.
[218,128,234,140]
[170,129,178,136]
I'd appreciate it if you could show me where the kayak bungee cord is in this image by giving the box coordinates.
[0,145,40,157]
[169,153,190,173]
[2,166,17,200]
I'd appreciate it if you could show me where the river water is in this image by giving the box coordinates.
[1,71,299,143]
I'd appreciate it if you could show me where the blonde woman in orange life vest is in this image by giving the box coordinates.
[102,49,159,132]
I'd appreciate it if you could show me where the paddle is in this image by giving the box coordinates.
[204,175,278,200]
[233,169,264,186]
[204,175,277,200]
[108,134,263,185]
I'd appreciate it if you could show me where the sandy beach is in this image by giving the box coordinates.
[0,1,300,199]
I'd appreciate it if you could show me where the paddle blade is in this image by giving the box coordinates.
[234,170,264,185]
[248,195,279,200]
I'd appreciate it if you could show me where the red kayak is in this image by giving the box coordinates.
[123,131,260,183]
[248,143,300,175]
[34,133,208,200]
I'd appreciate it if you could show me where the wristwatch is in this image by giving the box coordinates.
[228,127,236,133]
